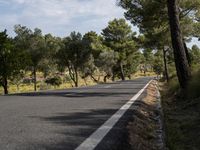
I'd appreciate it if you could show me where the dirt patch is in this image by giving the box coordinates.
[127,80,165,150]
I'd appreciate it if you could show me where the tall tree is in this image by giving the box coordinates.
[124,51,142,79]
[0,30,26,94]
[153,50,164,77]
[140,30,171,82]
[82,31,125,82]
[39,34,61,79]
[81,31,103,82]
[167,0,191,88]
[96,50,118,82]
[102,18,138,80]
[118,0,200,88]
[14,25,45,91]
[56,32,90,87]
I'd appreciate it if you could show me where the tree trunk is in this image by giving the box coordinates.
[163,48,169,82]
[68,66,76,87]
[112,74,115,81]
[16,84,20,92]
[183,40,191,67]
[144,66,146,76]
[90,75,99,83]
[83,78,88,86]
[3,77,8,95]
[167,0,191,89]
[74,67,78,87]
[128,75,131,80]
[104,75,108,83]
[119,61,125,81]
[112,68,115,81]
[33,67,37,91]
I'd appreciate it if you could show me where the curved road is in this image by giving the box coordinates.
[0,77,151,150]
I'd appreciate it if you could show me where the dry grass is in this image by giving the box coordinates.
[0,71,155,95]
[0,76,98,95]
[127,81,164,150]
[161,81,200,150]
[134,71,156,78]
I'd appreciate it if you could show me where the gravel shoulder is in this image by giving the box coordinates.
[121,80,166,150]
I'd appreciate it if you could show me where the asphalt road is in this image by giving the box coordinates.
[0,77,152,150]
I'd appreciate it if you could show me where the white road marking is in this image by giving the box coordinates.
[75,80,152,150]
[104,85,112,88]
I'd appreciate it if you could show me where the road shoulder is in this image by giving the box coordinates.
[126,80,165,150]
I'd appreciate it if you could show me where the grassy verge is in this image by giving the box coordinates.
[0,71,156,95]
[160,73,200,150]
[0,79,96,95]
[127,80,164,150]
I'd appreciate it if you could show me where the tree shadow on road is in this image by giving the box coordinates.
[10,89,142,98]
[28,93,146,150]
[29,109,117,150]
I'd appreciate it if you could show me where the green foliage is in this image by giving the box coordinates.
[153,62,163,75]
[45,76,62,87]
[97,50,118,76]
[118,0,199,38]
[143,48,154,63]
[56,31,91,86]
[118,0,168,33]
[14,25,46,68]
[38,34,61,78]
[124,51,142,77]
[102,18,135,59]
[0,30,27,94]
[14,25,47,91]
[57,31,88,68]
[102,18,132,43]
[102,18,139,79]
[80,55,97,78]
[193,22,200,39]
[162,77,200,150]
[190,45,200,65]
[167,77,180,95]
[118,0,200,88]
[81,31,104,78]
[1,1,199,94]
[187,70,200,98]
[82,31,103,58]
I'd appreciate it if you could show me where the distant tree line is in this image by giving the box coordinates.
[1,18,155,94]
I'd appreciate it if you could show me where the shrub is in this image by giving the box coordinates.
[167,77,179,95]
[22,78,34,84]
[45,76,62,87]
[187,70,200,98]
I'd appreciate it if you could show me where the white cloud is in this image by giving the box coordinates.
[0,0,126,37]
[12,0,26,4]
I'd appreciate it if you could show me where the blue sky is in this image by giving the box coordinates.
[0,0,127,37]
[0,0,199,47]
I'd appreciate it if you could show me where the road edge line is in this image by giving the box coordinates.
[75,80,152,150]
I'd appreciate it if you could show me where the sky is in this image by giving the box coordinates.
[0,0,199,47]
[0,0,127,37]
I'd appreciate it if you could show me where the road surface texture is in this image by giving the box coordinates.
[0,77,152,150]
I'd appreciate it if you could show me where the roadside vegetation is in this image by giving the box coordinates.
[127,81,164,150]
[0,19,159,95]
[161,70,200,150]
[1,0,200,148]
[0,71,155,94]
[117,0,200,149]
[160,59,200,150]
